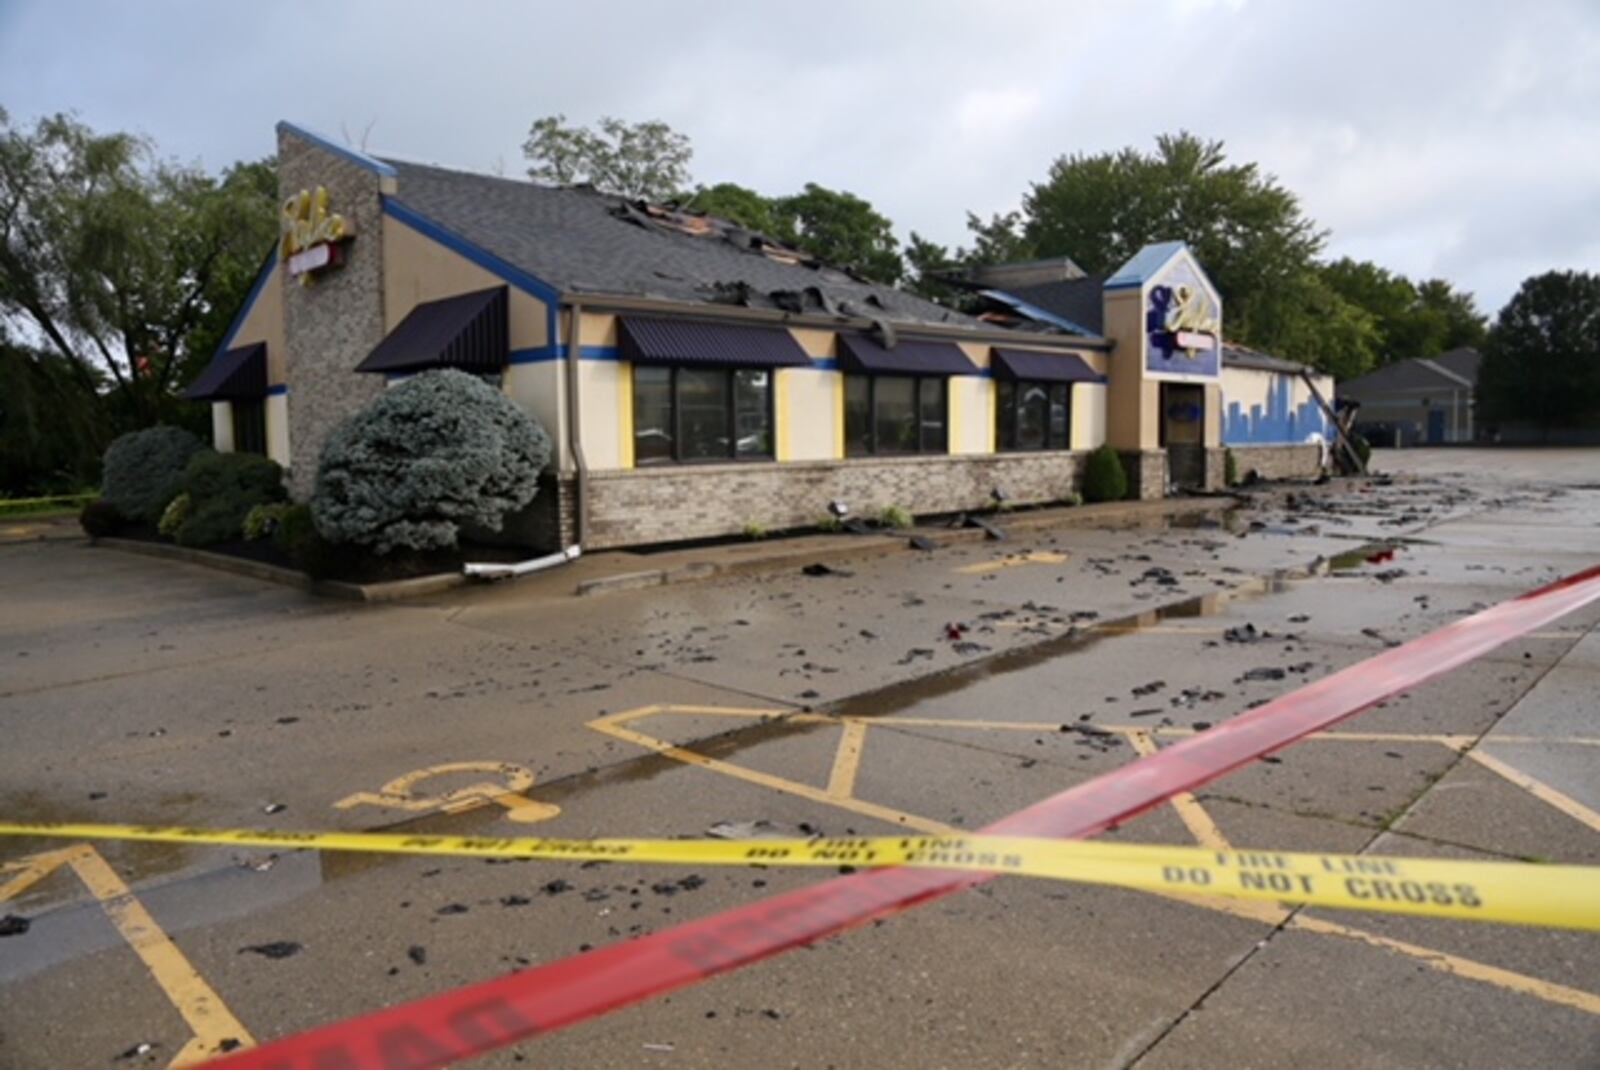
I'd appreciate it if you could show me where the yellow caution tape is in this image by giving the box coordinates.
[1,820,1595,932]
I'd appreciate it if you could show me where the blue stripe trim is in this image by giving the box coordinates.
[276,121,398,178]
[508,345,621,365]
[215,250,277,359]
[266,384,288,396]
[381,199,561,305]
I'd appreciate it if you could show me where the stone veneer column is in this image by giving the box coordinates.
[277,127,387,500]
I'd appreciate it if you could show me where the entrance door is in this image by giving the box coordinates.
[1160,382,1206,489]
[1427,408,1446,444]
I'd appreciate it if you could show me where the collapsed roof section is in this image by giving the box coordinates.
[380,159,1008,332]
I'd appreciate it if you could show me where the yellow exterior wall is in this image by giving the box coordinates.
[230,260,287,384]
[1073,384,1107,449]
[265,394,290,466]
[382,216,548,350]
[211,404,234,452]
[782,367,840,461]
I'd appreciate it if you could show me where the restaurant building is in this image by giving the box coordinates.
[187,122,1324,552]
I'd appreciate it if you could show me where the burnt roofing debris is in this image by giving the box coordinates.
[381,158,983,330]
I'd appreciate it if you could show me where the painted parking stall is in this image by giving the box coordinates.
[137,562,1600,1070]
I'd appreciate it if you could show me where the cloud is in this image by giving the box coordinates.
[1,0,1596,312]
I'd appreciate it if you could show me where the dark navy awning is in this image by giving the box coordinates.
[837,333,975,376]
[184,343,267,401]
[356,286,508,374]
[618,316,810,368]
[991,348,1105,384]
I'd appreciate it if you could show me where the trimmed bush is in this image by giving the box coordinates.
[1082,444,1128,503]
[102,426,207,523]
[243,502,292,541]
[1224,448,1239,487]
[157,493,192,536]
[312,370,552,554]
[172,452,286,547]
[79,499,124,538]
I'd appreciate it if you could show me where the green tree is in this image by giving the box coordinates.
[1018,132,1324,351]
[0,337,108,494]
[0,109,277,431]
[772,182,903,284]
[1321,258,1487,363]
[903,232,960,304]
[1477,270,1600,429]
[1414,278,1488,353]
[682,182,785,236]
[1250,270,1382,381]
[522,114,692,201]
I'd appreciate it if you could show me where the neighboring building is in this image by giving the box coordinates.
[1337,348,1481,446]
[189,122,1254,552]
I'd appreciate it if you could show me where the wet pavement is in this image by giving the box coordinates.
[1,448,1598,1068]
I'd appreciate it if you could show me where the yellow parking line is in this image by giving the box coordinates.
[588,716,952,835]
[1291,913,1600,1015]
[954,551,1069,575]
[828,720,869,800]
[1127,731,1230,850]
[1,845,254,1066]
[1467,750,1600,834]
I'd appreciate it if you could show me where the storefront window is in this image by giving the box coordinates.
[232,399,267,456]
[997,380,1071,451]
[632,365,773,465]
[844,375,947,457]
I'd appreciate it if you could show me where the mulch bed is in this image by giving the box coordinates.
[109,524,541,585]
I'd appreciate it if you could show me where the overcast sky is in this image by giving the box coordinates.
[2,0,1596,314]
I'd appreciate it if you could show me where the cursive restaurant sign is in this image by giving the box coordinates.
[280,186,353,284]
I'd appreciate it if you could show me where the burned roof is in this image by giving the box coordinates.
[380,158,977,330]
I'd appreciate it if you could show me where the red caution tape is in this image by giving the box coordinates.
[212,564,1600,1069]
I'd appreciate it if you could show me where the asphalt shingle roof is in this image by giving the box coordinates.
[1340,349,1482,396]
[381,158,976,330]
[990,277,1107,334]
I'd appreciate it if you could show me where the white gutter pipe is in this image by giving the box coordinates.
[464,544,582,580]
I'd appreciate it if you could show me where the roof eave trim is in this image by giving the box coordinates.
[211,248,277,361]
[569,292,1113,350]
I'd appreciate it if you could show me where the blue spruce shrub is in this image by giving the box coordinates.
[102,426,207,523]
[312,370,552,554]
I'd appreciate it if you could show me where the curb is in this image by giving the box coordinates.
[575,496,1236,598]
[96,537,311,589]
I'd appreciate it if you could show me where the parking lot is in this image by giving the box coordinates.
[2,449,1598,1068]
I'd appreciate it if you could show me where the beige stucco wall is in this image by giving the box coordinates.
[381,216,549,350]
[228,260,287,384]
[1220,365,1334,446]
[266,394,290,466]
[1103,289,1155,450]
[505,360,566,470]
[780,366,839,462]
[210,403,234,452]
[1073,384,1107,450]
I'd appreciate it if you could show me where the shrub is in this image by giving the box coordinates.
[313,370,552,554]
[157,493,192,536]
[1061,492,1083,507]
[273,503,347,579]
[172,452,285,547]
[1224,448,1238,487]
[1352,433,1372,467]
[243,502,292,541]
[79,499,124,538]
[741,521,768,540]
[878,505,913,529]
[816,515,843,533]
[102,426,207,523]
[1082,444,1128,503]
